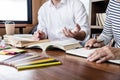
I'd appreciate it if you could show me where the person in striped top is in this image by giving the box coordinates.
[85,0,120,63]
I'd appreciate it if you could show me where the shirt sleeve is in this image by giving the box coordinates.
[37,6,48,38]
[97,1,113,45]
[73,0,90,45]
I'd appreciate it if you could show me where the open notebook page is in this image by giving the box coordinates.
[66,48,120,64]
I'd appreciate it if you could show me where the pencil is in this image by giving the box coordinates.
[17,61,62,70]
[9,55,41,64]
[15,58,55,66]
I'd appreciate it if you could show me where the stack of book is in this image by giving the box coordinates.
[0,53,61,70]
[96,13,106,27]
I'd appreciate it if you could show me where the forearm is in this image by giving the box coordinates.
[98,33,113,46]
[110,47,120,59]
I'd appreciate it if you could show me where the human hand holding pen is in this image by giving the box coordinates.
[85,39,105,49]
[33,30,46,41]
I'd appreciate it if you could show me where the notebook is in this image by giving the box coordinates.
[66,48,120,64]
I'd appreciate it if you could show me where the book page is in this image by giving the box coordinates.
[50,38,80,46]
[66,48,96,57]
[27,38,81,51]
[50,39,82,50]
[66,48,120,64]
[6,34,49,47]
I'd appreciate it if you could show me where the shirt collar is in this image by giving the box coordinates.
[48,0,66,7]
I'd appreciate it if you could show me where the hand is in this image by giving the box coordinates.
[87,46,120,63]
[63,24,81,38]
[85,39,105,49]
[33,30,46,41]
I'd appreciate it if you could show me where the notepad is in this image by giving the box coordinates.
[0,45,11,50]
[0,48,26,55]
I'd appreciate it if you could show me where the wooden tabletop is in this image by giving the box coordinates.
[0,49,120,80]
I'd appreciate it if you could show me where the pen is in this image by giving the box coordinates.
[86,40,104,49]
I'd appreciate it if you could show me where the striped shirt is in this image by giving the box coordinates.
[98,0,120,48]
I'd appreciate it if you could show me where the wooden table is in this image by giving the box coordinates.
[0,49,120,80]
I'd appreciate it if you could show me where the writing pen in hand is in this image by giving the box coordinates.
[85,40,104,49]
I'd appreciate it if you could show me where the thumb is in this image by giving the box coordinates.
[75,24,81,32]
[93,43,102,48]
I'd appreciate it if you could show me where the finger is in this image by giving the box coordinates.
[72,24,81,33]
[85,41,93,49]
[33,30,43,40]
[67,29,75,37]
[63,27,69,37]
[85,39,99,49]
[93,43,102,48]
[75,24,81,31]
[40,31,45,39]
[96,56,107,63]
[87,52,101,62]
[96,55,111,63]
[33,31,39,38]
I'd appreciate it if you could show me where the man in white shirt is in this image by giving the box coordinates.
[33,0,90,45]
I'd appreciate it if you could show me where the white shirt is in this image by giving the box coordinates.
[37,0,90,44]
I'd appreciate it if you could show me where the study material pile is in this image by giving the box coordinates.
[4,34,49,47]
[0,53,61,70]
[6,34,82,51]
[66,48,120,64]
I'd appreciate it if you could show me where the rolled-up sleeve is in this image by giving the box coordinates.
[37,6,48,38]
[73,0,90,45]
[97,3,113,45]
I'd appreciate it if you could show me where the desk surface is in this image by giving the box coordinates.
[0,49,120,80]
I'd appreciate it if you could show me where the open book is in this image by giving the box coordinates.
[6,34,82,51]
[66,48,120,64]
[5,34,49,47]
[27,38,82,51]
